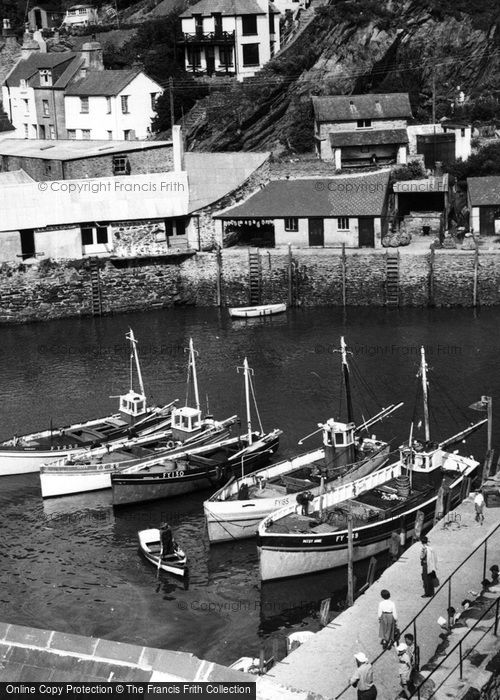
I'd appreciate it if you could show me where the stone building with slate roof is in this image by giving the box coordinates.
[179,0,280,79]
[312,93,412,166]
[215,169,391,248]
[468,176,500,236]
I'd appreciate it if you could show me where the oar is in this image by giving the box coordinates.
[157,543,163,579]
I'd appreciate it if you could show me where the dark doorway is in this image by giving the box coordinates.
[34,9,42,28]
[206,46,215,76]
[20,229,35,260]
[358,217,375,247]
[308,218,324,246]
[479,206,496,236]
[417,133,455,169]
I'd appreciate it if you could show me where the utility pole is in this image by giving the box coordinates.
[432,53,437,170]
[169,76,175,135]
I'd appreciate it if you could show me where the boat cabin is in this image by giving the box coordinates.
[171,406,203,441]
[321,418,356,468]
[119,390,147,424]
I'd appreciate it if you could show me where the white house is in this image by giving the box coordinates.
[64,68,163,140]
[178,0,280,80]
[62,4,99,28]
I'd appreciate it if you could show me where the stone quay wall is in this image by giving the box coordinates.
[1,248,500,324]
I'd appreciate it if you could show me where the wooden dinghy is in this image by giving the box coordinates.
[138,528,188,577]
[229,303,286,319]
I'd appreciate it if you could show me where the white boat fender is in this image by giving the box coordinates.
[166,440,175,449]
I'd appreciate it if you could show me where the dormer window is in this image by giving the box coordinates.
[80,96,89,113]
[20,79,27,88]
[40,69,52,86]
[357,119,372,129]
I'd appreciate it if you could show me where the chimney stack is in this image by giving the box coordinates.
[81,40,104,71]
[2,18,19,49]
[172,125,185,172]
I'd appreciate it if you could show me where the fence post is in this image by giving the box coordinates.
[459,640,463,679]
[495,599,499,636]
[483,539,488,582]
[448,578,452,612]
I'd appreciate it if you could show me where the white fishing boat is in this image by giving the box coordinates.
[204,338,402,543]
[138,528,188,577]
[40,339,238,498]
[229,303,286,319]
[257,350,489,581]
[0,330,175,477]
[111,357,281,506]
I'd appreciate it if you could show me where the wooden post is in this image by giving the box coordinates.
[473,244,479,307]
[319,598,331,627]
[342,242,347,307]
[389,531,400,562]
[169,76,175,134]
[216,244,222,307]
[347,512,354,607]
[414,510,424,542]
[434,484,445,525]
[287,243,293,307]
[429,247,435,307]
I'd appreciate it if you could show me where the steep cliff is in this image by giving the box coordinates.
[184,0,500,152]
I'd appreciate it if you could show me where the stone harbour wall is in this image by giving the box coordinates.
[1,248,500,323]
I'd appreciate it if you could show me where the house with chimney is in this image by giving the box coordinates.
[28,3,65,30]
[62,4,99,28]
[313,93,412,168]
[178,0,280,80]
[2,36,162,140]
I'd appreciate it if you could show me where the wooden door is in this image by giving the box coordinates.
[308,218,324,246]
[479,206,496,235]
[358,217,375,247]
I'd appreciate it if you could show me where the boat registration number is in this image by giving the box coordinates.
[154,471,185,479]
[273,497,290,507]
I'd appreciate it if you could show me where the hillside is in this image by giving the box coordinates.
[181,0,500,152]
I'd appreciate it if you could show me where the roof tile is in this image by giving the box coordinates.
[312,94,412,122]
[181,0,274,17]
[329,128,409,147]
[65,69,147,96]
[467,176,500,207]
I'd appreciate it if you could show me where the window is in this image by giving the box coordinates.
[39,124,46,139]
[81,224,109,247]
[23,98,29,114]
[241,15,257,35]
[81,226,93,246]
[42,99,49,116]
[121,95,129,114]
[150,92,157,110]
[39,69,52,86]
[213,13,222,35]
[49,124,56,139]
[461,128,465,137]
[112,155,131,175]
[20,79,27,88]
[23,123,29,138]
[107,130,113,140]
[338,217,349,230]
[269,12,275,34]
[96,225,108,244]
[44,161,52,175]
[81,129,91,139]
[219,46,233,67]
[123,129,131,140]
[165,218,186,236]
[80,96,89,113]
[187,46,201,67]
[284,217,298,232]
[106,96,112,114]
[194,14,203,35]
[242,43,259,66]
[356,119,372,128]
[32,124,37,137]
[67,129,76,139]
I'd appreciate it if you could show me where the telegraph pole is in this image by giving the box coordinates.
[169,76,175,135]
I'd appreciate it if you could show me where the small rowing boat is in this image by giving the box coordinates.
[229,303,286,319]
[138,528,188,577]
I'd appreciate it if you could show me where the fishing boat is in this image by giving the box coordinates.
[0,330,176,477]
[40,339,237,498]
[229,303,286,319]
[204,338,401,544]
[138,528,188,577]
[257,348,489,581]
[111,358,282,506]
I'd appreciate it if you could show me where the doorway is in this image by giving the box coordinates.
[358,217,375,247]
[20,229,35,260]
[308,218,324,246]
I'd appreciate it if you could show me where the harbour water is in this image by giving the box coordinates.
[0,306,498,665]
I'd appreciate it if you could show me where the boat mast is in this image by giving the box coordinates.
[238,358,253,446]
[420,346,430,441]
[341,336,353,424]
[127,329,145,397]
[188,338,200,412]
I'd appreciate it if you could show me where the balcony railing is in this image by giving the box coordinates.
[177,31,235,44]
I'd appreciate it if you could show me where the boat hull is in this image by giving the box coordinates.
[205,444,389,543]
[229,304,286,319]
[0,451,61,476]
[40,469,114,498]
[258,467,477,581]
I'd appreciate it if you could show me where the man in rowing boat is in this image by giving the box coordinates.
[160,523,175,558]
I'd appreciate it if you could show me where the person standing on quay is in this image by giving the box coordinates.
[378,589,398,649]
[420,535,438,598]
[396,643,412,699]
[350,652,377,699]
[474,489,485,525]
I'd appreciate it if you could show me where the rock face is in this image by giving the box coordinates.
[185,0,500,152]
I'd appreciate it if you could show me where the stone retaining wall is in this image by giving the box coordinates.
[1,248,500,323]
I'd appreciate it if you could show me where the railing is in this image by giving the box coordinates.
[178,31,235,43]
[412,594,500,698]
[335,519,500,698]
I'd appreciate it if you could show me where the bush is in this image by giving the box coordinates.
[391,160,426,182]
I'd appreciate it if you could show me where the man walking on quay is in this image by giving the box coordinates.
[420,535,438,598]
[474,489,485,525]
[350,652,377,699]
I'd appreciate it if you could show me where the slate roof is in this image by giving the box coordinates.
[467,176,500,207]
[215,170,390,219]
[5,53,83,88]
[0,138,172,161]
[65,68,148,96]
[181,0,278,17]
[312,94,412,122]
[329,128,409,148]
[185,151,270,212]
